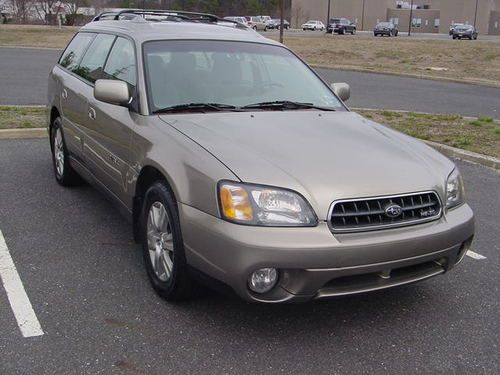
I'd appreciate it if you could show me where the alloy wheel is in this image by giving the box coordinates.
[54,128,65,177]
[147,201,174,282]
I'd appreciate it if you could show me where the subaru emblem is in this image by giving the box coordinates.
[385,204,402,218]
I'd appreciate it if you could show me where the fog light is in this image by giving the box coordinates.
[248,268,278,294]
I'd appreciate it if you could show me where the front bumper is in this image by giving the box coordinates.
[179,203,474,303]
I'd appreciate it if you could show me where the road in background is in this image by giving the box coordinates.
[0,47,499,119]
[0,138,498,374]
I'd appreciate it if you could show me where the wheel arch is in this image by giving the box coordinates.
[132,164,177,243]
[49,106,61,150]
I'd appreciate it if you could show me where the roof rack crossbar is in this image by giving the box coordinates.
[92,8,248,29]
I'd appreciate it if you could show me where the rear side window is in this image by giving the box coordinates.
[74,33,116,83]
[59,33,95,70]
[103,37,136,88]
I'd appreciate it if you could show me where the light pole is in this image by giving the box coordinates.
[361,0,366,31]
[327,0,331,29]
[473,0,479,27]
[408,0,414,36]
[279,0,284,43]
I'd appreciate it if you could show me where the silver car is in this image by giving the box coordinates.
[47,10,474,303]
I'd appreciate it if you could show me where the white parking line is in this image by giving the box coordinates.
[0,230,44,338]
[467,250,487,260]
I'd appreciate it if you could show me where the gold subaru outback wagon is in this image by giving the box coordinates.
[47,9,474,303]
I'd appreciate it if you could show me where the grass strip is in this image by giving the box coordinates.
[1,105,498,158]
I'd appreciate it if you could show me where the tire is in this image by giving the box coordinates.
[351,28,356,35]
[50,117,82,187]
[339,28,345,35]
[395,30,398,37]
[141,181,194,301]
[453,35,457,39]
[303,28,306,31]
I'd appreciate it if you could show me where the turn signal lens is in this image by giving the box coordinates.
[220,184,254,221]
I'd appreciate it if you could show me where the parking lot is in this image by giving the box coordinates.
[0,138,498,374]
[264,29,500,43]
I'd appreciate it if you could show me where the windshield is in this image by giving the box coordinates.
[377,22,391,27]
[143,40,344,113]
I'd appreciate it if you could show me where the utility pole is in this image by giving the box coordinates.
[473,0,479,27]
[279,0,284,43]
[327,0,331,27]
[408,0,414,36]
[361,0,366,31]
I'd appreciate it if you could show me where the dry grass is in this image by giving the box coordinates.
[0,106,46,129]
[0,25,76,49]
[359,110,500,158]
[277,35,500,87]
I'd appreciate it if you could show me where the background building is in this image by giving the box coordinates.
[291,0,500,35]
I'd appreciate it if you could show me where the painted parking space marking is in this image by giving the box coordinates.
[466,250,487,260]
[0,230,44,338]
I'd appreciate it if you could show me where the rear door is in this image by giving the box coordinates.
[57,32,95,163]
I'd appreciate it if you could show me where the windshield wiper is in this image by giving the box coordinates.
[241,101,336,111]
[153,103,240,114]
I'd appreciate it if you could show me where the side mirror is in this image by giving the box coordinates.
[94,79,130,106]
[331,82,351,102]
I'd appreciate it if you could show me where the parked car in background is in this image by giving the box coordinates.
[223,16,249,27]
[327,18,356,34]
[449,23,465,35]
[374,22,398,37]
[452,25,478,40]
[249,16,268,31]
[259,15,272,25]
[302,20,325,31]
[269,18,290,30]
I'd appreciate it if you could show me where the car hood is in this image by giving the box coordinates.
[159,111,454,219]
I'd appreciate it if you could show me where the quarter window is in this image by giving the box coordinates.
[103,37,136,88]
[74,34,116,83]
[59,33,95,70]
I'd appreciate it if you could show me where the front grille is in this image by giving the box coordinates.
[328,191,442,233]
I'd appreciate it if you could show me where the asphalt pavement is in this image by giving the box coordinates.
[0,139,498,374]
[0,47,499,119]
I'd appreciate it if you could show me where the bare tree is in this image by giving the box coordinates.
[291,2,302,28]
[32,0,62,24]
[9,0,34,23]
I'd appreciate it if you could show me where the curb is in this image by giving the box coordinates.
[311,65,500,89]
[423,140,499,171]
[0,128,47,139]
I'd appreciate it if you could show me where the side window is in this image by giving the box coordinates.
[59,33,95,71]
[73,34,116,83]
[103,37,136,88]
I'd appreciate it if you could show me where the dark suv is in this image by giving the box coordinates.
[327,18,356,35]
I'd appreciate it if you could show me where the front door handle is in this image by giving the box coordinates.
[61,89,68,100]
[88,107,96,120]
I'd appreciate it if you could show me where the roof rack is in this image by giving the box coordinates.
[92,9,248,30]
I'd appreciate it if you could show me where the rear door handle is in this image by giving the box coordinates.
[88,107,96,120]
[61,89,68,100]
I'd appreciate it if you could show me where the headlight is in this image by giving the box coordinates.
[446,168,465,209]
[218,181,318,226]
